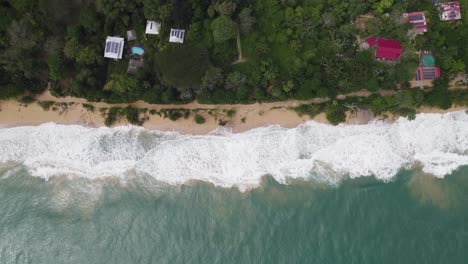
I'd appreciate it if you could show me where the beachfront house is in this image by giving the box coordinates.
[366,37,403,60]
[403,11,428,34]
[414,51,441,81]
[104,36,125,60]
[145,20,161,35]
[169,28,185,43]
[415,66,441,81]
[439,1,462,21]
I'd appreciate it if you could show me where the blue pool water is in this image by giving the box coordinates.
[131,46,144,55]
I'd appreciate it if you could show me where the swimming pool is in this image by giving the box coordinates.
[131,46,144,55]
[422,55,435,67]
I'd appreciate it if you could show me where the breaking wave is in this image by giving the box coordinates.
[0,111,467,190]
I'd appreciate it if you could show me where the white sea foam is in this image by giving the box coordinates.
[0,111,467,190]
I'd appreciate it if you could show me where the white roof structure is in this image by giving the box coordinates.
[104,37,125,59]
[169,28,185,43]
[145,20,161,35]
[439,1,461,21]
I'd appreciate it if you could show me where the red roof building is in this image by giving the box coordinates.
[366,37,403,60]
[439,1,462,21]
[415,66,441,81]
[366,37,377,47]
[404,11,428,33]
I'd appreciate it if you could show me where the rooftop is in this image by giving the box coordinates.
[104,37,125,60]
[404,11,428,33]
[366,37,403,60]
[415,66,441,81]
[146,20,161,35]
[169,28,185,43]
[440,1,462,21]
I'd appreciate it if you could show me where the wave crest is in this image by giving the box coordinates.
[0,111,467,190]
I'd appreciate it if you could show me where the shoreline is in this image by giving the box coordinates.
[0,94,466,134]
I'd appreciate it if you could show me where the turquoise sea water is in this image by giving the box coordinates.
[0,111,467,263]
[1,168,468,263]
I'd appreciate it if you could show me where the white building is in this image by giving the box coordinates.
[145,20,161,35]
[169,28,185,43]
[104,36,125,59]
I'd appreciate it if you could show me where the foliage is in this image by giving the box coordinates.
[194,114,206,124]
[226,109,236,118]
[82,103,95,112]
[104,110,118,127]
[373,0,394,15]
[0,84,23,100]
[155,44,209,91]
[37,101,55,111]
[424,77,452,110]
[211,15,237,43]
[124,106,143,125]
[218,119,227,126]
[214,1,237,17]
[18,96,35,104]
[107,74,139,97]
[47,54,63,81]
[238,8,255,34]
[292,104,324,118]
[201,67,224,91]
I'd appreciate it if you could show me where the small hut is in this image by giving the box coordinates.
[127,30,137,41]
[104,36,125,60]
[145,21,161,35]
[169,28,185,43]
[127,59,144,74]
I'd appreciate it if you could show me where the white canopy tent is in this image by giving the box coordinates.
[145,20,161,35]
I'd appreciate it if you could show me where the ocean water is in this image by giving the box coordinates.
[0,111,467,263]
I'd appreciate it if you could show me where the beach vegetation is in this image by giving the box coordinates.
[218,119,228,126]
[124,106,144,126]
[194,114,206,124]
[18,96,35,104]
[226,109,236,118]
[82,103,95,112]
[37,101,55,111]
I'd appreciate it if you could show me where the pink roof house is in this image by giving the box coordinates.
[414,67,441,81]
[404,11,428,33]
[366,37,403,60]
[439,1,462,21]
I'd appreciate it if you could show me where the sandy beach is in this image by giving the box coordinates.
[0,90,466,134]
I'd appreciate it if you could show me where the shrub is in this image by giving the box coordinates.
[82,103,95,112]
[19,96,35,104]
[105,107,123,127]
[292,103,324,118]
[124,106,142,125]
[37,101,55,111]
[226,109,236,118]
[211,15,237,43]
[194,115,206,124]
[218,119,227,126]
[325,105,346,125]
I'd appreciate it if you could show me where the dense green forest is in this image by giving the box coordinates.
[0,0,467,112]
